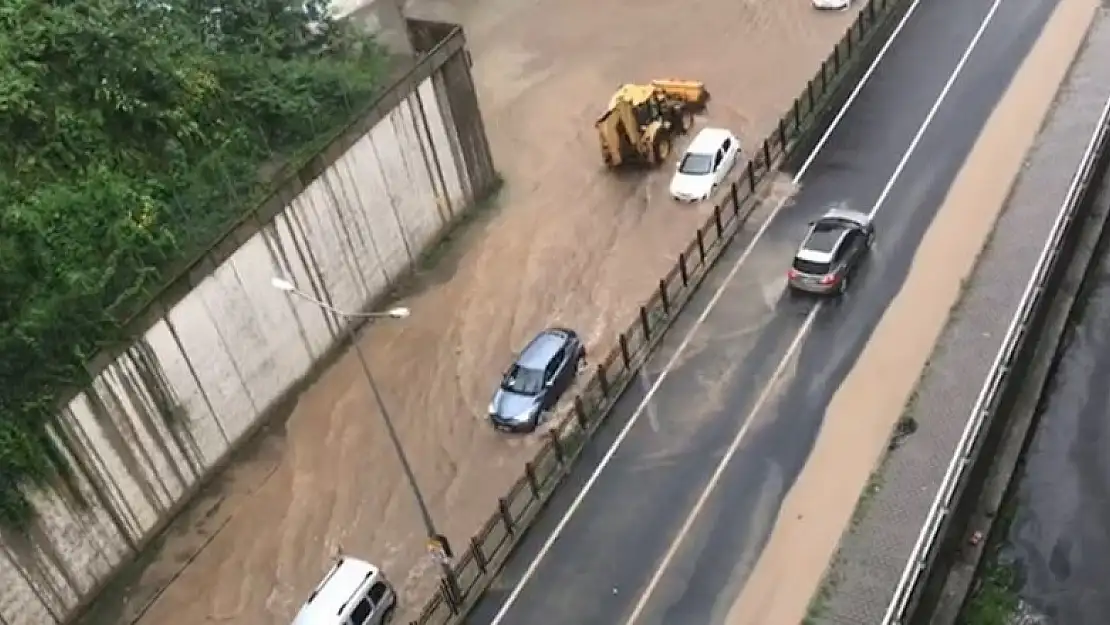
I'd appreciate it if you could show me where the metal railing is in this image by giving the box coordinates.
[881,93,1110,625]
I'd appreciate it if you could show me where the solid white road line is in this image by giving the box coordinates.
[865,0,1007,222]
[487,0,934,622]
[639,369,661,433]
[621,306,820,625]
[620,0,1008,622]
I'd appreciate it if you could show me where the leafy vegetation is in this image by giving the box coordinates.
[0,0,387,528]
[962,560,1021,625]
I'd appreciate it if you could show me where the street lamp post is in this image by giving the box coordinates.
[270,277,458,597]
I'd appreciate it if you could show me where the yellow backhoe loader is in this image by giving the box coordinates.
[595,79,710,169]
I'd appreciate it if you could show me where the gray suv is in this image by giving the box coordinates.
[788,207,875,295]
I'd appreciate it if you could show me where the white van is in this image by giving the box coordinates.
[292,557,397,625]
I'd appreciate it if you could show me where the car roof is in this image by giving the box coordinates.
[517,329,570,369]
[686,127,734,155]
[292,558,379,625]
[797,223,851,264]
[819,206,870,226]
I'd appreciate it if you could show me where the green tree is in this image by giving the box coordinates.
[0,0,385,529]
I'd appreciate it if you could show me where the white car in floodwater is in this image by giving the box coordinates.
[668,127,742,203]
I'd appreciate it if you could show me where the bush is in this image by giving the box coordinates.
[0,0,387,529]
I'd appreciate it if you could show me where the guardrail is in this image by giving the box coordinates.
[405,0,911,622]
[881,93,1110,625]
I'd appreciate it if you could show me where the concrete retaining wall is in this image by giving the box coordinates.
[0,22,496,625]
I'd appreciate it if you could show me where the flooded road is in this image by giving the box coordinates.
[1004,167,1110,624]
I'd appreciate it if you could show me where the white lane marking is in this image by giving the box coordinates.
[488,0,934,621]
[621,0,1008,622]
[865,0,1006,222]
[639,369,661,433]
[622,306,819,624]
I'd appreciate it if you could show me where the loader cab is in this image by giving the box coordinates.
[292,557,397,625]
[634,97,663,128]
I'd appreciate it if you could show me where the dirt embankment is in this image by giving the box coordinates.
[87,1,864,624]
[719,0,1100,622]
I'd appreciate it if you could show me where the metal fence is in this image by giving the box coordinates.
[881,93,1110,625]
[408,0,905,622]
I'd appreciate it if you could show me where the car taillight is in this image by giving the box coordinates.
[787,268,799,279]
[819,273,839,285]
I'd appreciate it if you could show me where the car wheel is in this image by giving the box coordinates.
[382,604,396,624]
[681,110,695,133]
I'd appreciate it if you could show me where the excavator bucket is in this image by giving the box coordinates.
[650,79,710,109]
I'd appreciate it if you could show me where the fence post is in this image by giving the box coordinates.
[640,306,651,340]
[847,26,854,55]
[659,279,670,313]
[525,462,540,496]
[731,182,740,213]
[746,160,757,194]
[679,253,689,285]
[442,575,461,613]
[573,396,588,429]
[834,41,842,72]
[547,429,564,463]
[778,119,787,151]
[821,59,828,90]
[762,141,771,170]
[808,79,816,112]
[858,13,867,38]
[714,204,723,236]
[498,497,514,533]
[793,98,802,131]
[470,537,487,574]
[596,363,610,397]
[619,333,631,368]
[696,228,706,262]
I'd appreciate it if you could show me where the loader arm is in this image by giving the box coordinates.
[595,98,644,167]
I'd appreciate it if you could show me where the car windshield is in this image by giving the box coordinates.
[818,217,858,230]
[501,365,545,395]
[793,258,831,275]
[678,153,714,175]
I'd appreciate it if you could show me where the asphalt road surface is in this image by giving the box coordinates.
[467,0,1057,622]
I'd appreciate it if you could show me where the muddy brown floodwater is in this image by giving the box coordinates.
[720,0,1099,621]
[83,1,863,624]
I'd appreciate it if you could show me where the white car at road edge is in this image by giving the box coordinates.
[812,0,851,10]
[668,127,742,203]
